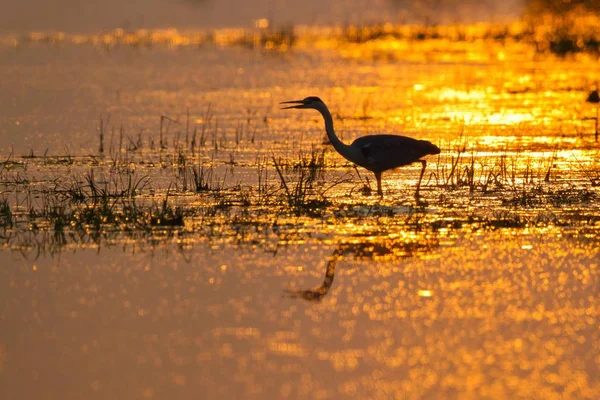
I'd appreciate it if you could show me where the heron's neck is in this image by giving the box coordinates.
[316,104,349,154]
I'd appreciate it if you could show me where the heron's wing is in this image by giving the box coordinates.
[353,135,440,171]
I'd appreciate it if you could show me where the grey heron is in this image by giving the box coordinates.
[281,96,441,200]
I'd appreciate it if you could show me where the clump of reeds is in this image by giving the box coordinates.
[272,148,329,212]
[189,163,224,193]
[233,23,295,51]
[524,1,600,55]
[0,197,12,229]
[342,23,396,43]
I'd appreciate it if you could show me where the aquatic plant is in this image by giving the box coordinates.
[273,154,329,212]
[524,0,600,55]
[0,197,12,229]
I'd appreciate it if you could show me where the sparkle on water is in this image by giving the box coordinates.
[1,18,600,400]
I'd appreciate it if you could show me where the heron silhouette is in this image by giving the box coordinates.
[281,96,440,200]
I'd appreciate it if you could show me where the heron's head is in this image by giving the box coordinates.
[280,96,324,110]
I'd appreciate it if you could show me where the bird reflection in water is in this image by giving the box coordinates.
[286,238,438,301]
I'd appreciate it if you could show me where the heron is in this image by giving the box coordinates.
[281,96,441,200]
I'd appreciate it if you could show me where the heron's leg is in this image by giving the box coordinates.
[415,160,427,199]
[375,171,383,198]
[354,166,368,187]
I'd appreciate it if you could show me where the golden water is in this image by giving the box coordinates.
[0,24,599,399]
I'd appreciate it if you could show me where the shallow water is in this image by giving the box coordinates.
[1,228,598,398]
[1,26,600,399]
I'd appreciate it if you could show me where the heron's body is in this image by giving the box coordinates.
[349,134,441,172]
[281,96,440,199]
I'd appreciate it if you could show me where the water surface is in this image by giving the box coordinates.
[1,23,599,399]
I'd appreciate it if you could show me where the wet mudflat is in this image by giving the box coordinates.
[0,24,599,399]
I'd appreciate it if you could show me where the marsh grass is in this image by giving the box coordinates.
[14,12,600,58]
[97,103,260,166]
[431,132,511,192]
[233,24,296,51]
[3,107,600,254]
[0,197,12,229]
[502,184,597,207]
[524,2,600,55]
[431,130,563,199]
[189,163,226,193]
[272,154,329,212]
[339,16,600,56]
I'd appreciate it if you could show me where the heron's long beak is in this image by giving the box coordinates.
[280,100,305,109]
